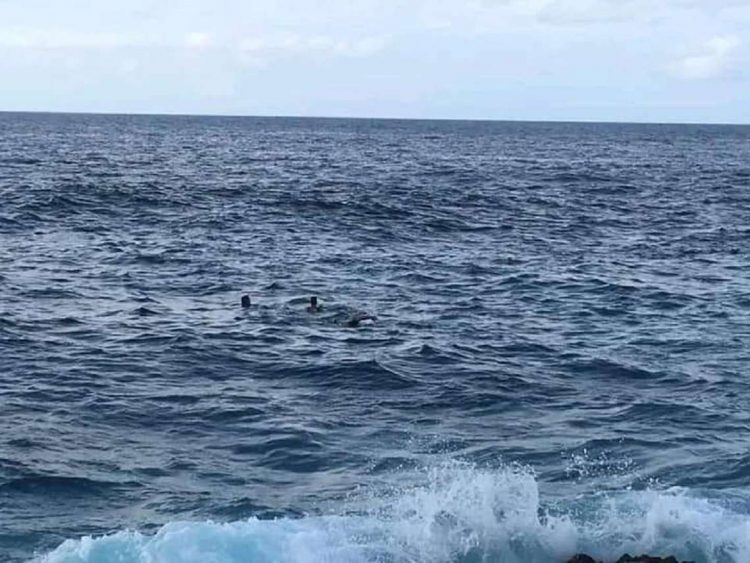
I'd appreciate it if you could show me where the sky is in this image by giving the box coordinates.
[0,0,748,123]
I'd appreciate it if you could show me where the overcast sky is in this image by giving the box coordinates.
[0,0,748,123]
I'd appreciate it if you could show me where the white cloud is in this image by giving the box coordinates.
[238,34,388,59]
[536,0,641,25]
[0,27,213,51]
[0,27,165,49]
[671,35,741,79]
[185,31,211,49]
[477,0,750,26]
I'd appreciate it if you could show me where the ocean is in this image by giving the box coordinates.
[1,112,750,562]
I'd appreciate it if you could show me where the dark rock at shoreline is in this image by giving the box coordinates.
[566,555,694,563]
[616,556,688,563]
[567,556,598,563]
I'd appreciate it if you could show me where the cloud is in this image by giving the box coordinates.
[481,0,750,27]
[0,24,387,63]
[238,34,388,60]
[536,0,641,25]
[185,31,211,49]
[0,28,159,49]
[671,35,741,79]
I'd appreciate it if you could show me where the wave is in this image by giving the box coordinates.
[565,358,662,381]
[35,462,750,563]
[282,358,420,391]
[1,475,125,497]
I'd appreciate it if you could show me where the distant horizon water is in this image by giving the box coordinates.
[2,109,750,128]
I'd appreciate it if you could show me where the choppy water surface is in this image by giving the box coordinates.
[2,113,750,562]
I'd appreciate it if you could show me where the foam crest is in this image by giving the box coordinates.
[373,461,576,562]
[581,488,750,562]
[36,462,750,563]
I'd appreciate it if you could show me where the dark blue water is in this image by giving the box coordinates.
[2,112,750,563]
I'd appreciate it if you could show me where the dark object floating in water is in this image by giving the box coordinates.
[307,295,322,313]
[566,555,692,563]
[241,295,251,308]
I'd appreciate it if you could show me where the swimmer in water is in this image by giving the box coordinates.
[307,296,323,313]
[343,311,377,328]
[241,295,251,308]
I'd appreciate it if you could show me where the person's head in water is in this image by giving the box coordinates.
[241,295,251,308]
[307,296,321,313]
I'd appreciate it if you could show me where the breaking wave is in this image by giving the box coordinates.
[36,462,750,563]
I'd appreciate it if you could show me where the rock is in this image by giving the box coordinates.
[567,555,599,563]
[615,556,686,563]
[565,555,693,563]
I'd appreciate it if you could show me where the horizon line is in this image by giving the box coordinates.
[1,109,748,128]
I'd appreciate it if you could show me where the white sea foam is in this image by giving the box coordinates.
[36,462,750,563]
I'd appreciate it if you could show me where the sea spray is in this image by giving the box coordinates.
[36,462,750,563]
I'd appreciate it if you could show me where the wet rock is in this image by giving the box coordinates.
[567,555,599,563]
[615,556,686,563]
[565,555,693,563]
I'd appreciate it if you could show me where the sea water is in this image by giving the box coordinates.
[2,113,750,562]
